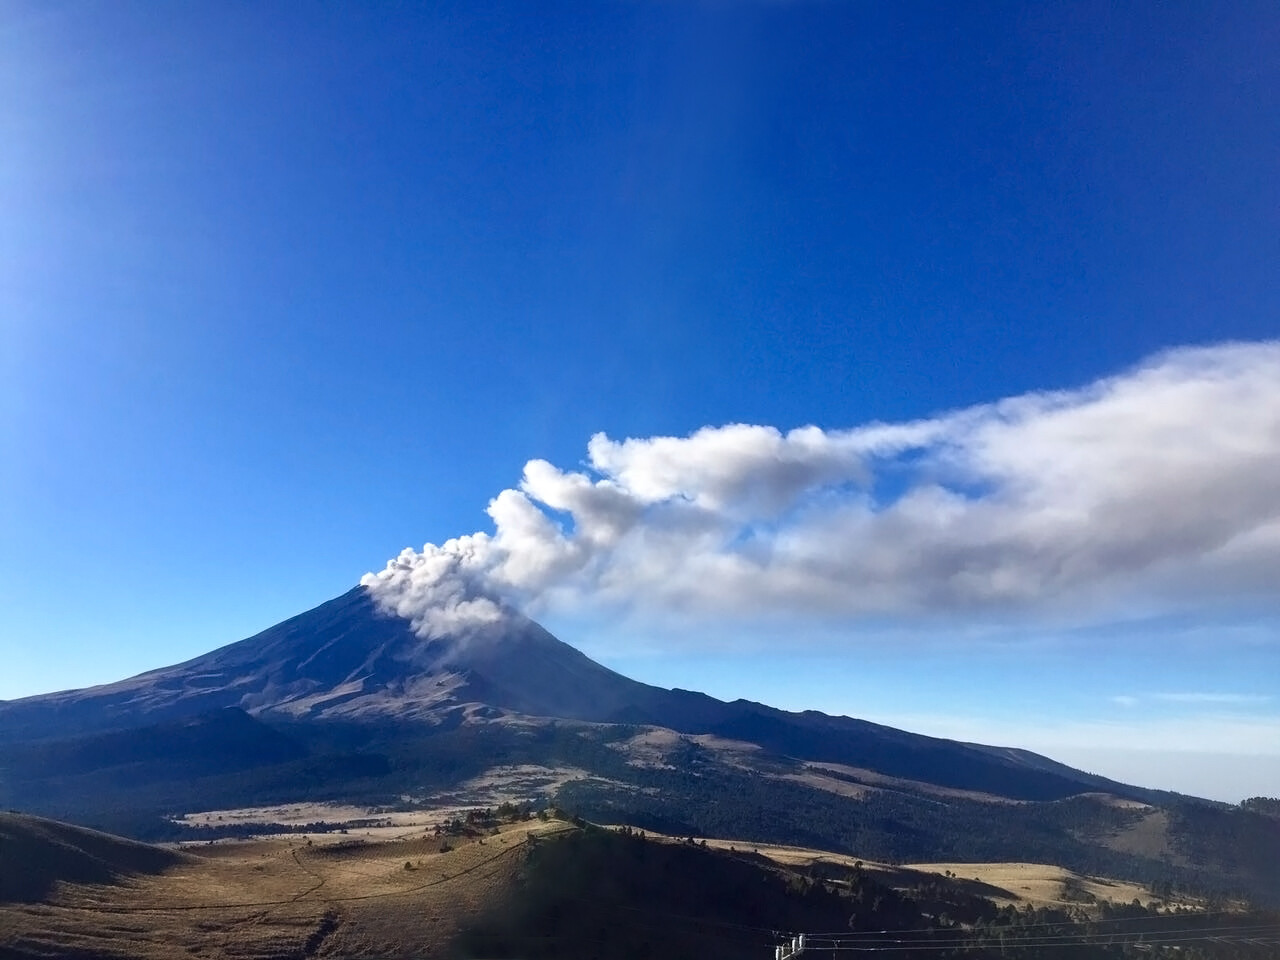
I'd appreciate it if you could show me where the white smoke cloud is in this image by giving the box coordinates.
[362,341,1280,637]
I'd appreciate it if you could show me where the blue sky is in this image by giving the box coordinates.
[2,2,1278,801]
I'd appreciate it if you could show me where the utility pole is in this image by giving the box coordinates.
[775,933,806,960]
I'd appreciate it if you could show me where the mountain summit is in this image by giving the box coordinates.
[0,586,691,737]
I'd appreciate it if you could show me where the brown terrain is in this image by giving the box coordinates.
[1,814,569,960]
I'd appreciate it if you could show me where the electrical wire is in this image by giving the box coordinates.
[803,922,1280,948]
[803,907,1271,938]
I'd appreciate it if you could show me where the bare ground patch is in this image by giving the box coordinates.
[1076,792,1155,811]
[1098,809,1188,864]
[448,763,593,803]
[802,762,1023,804]
[176,802,413,829]
[904,860,1200,911]
[772,770,874,799]
[173,764,606,846]
[610,726,762,770]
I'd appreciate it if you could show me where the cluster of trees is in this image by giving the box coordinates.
[1240,797,1280,818]
[1167,799,1280,903]
[434,802,541,838]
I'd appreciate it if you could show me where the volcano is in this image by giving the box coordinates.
[1,585,1132,803]
[0,587,683,735]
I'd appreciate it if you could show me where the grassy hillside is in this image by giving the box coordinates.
[0,813,183,902]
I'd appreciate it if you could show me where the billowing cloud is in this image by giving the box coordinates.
[363,341,1280,638]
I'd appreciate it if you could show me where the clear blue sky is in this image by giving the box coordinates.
[3,1,1278,800]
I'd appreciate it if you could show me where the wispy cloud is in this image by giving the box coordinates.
[1151,692,1273,705]
[364,341,1280,642]
[1109,692,1272,710]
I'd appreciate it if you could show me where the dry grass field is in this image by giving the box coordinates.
[1,818,571,960]
[904,861,1152,909]
[619,829,1197,915]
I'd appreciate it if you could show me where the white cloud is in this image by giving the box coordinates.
[1151,692,1273,705]
[363,341,1280,639]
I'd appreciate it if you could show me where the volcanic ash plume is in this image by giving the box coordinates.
[363,341,1280,638]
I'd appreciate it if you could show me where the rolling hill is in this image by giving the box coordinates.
[0,812,184,903]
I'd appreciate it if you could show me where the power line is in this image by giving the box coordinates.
[804,908,1271,938]
[806,941,1280,952]
[811,922,1280,943]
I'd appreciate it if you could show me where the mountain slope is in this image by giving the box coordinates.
[0,587,669,737]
